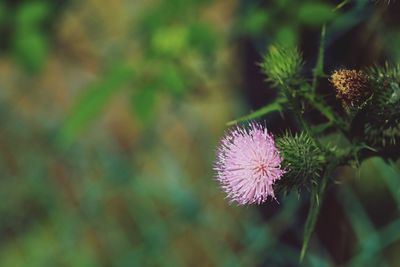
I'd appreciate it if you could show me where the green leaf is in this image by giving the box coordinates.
[188,22,217,55]
[59,64,134,146]
[16,2,50,30]
[241,8,269,35]
[298,4,335,26]
[312,122,333,134]
[151,26,189,56]
[13,31,47,72]
[132,86,157,123]
[12,2,51,72]
[275,26,298,47]
[160,65,187,95]
[227,98,287,126]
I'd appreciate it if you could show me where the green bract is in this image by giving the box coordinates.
[276,132,325,194]
[260,45,303,87]
[360,64,400,148]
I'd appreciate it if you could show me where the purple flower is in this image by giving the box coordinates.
[215,122,284,205]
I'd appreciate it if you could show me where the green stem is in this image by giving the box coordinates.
[312,25,326,94]
[282,84,326,151]
[333,0,349,12]
[226,98,287,126]
[283,87,309,131]
[305,25,350,137]
[299,163,333,262]
[304,94,349,136]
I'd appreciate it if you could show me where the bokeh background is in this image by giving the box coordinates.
[1,0,400,266]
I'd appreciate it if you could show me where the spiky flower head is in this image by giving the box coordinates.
[330,69,371,109]
[260,45,303,87]
[214,122,284,205]
[361,64,400,148]
[275,132,325,193]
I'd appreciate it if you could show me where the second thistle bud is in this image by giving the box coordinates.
[330,69,371,109]
[275,132,325,193]
[361,64,400,148]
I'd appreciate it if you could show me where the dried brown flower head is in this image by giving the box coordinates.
[330,69,371,109]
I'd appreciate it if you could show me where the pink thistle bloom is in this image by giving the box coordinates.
[215,122,284,205]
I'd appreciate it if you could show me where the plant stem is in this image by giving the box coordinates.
[226,98,287,126]
[333,0,349,12]
[299,162,334,262]
[312,25,326,94]
[283,86,309,129]
[303,93,349,136]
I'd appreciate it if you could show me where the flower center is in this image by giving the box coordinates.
[254,162,269,176]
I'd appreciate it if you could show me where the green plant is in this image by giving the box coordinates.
[224,19,400,260]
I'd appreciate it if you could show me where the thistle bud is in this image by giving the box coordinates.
[330,69,371,109]
[362,64,400,148]
[260,45,303,87]
[275,132,325,193]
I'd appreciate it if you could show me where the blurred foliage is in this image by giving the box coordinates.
[59,63,135,146]
[0,1,65,72]
[238,0,338,46]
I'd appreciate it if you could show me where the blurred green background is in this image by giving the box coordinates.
[1,0,400,266]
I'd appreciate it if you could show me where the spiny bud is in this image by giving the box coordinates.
[361,64,400,148]
[260,45,303,87]
[367,63,400,86]
[275,132,325,194]
[330,69,371,109]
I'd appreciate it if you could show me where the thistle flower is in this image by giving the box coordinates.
[214,122,284,205]
[330,69,371,109]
